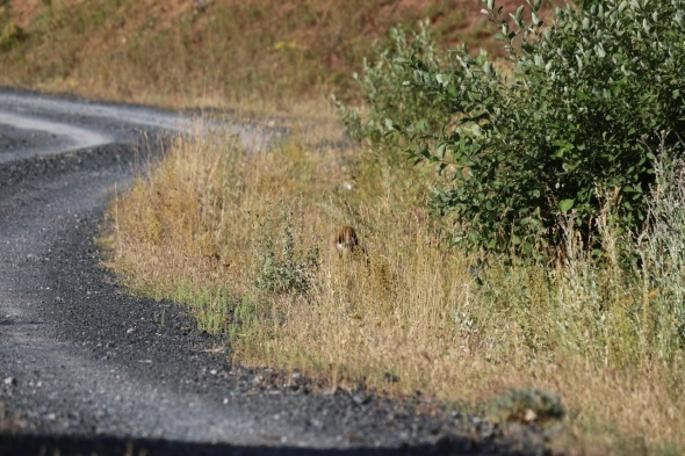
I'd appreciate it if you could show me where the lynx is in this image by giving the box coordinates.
[333,225,359,257]
[333,225,372,267]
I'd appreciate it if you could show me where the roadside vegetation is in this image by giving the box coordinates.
[103,1,685,452]
[105,128,685,452]
[3,0,683,453]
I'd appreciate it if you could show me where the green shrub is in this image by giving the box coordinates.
[336,23,450,162]
[343,0,685,255]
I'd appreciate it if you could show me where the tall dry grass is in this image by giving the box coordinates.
[104,130,684,453]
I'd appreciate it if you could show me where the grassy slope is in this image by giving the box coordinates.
[0,0,504,109]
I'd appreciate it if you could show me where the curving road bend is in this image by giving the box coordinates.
[0,89,541,455]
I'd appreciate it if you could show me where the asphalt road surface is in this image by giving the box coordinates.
[0,88,547,455]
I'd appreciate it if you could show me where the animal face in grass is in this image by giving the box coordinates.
[333,225,359,257]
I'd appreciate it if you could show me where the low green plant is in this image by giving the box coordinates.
[488,388,565,424]
[227,296,260,339]
[255,213,319,295]
[343,0,685,255]
[0,20,26,51]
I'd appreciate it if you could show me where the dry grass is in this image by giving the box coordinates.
[0,0,511,110]
[104,124,685,454]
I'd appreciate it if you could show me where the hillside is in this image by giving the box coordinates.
[0,0,511,108]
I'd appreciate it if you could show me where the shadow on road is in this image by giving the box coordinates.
[0,432,519,455]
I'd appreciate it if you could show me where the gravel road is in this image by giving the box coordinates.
[0,88,548,455]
